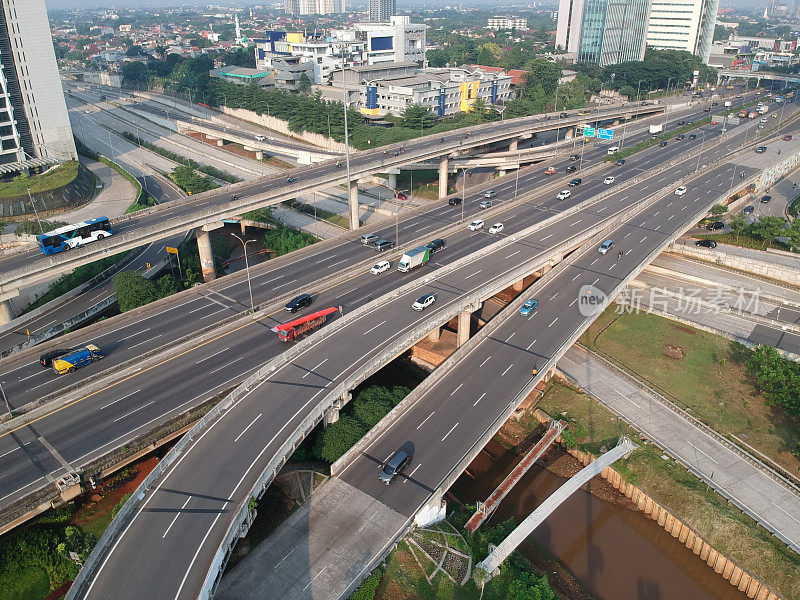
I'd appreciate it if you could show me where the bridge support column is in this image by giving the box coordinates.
[197,221,224,283]
[438,155,449,199]
[427,326,441,343]
[255,150,264,160]
[216,139,225,147]
[457,310,471,347]
[349,181,360,231]
[508,137,518,152]
[512,278,525,292]
[388,172,398,190]
[415,493,446,527]
[324,392,349,426]
[0,298,13,325]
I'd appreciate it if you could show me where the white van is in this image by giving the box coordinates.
[607,146,619,155]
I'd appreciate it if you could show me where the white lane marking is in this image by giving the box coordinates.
[441,423,459,442]
[402,464,421,484]
[450,383,464,396]
[129,335,161,349]
[541,234,553,241]
[572,274,580,281]
[113,401,155,423]
[569,299,577,307]
[261,274,285,283]
[200,307,229,319]
[3,362,39,375]
[667,214,675,220]
[464,269,483,280]
[0,446,21,459]
[526,338,537,350]
[33,320,57,333]
[687,441,719,464]
[640,236,648,243]
[101,389,140,410]
[479,356,491,367]
[548,317,559,328]
[302,358,328,379]
[623,232,631,239]
[234,414,263,443]
[0,478,46,504]
[329,258,348,267]
[209,360,237,376]
[591,258,598,265]
[363,320,386,336]
[302,564,329,591]
[569,220,581,226]
[162,496,192,538]
[197,347,230,364]
[592,278,599,286]
[187,304,210,314]
[505,332,515,342]
[505,250,521,259]
[473,393,486,407]
[417,412,434,430]
[597,206,607,213]
[117,327,151,341]
[550,292,559,300]
[274,548,295,569]
[18,371,47,382]
[609,263,616,271]
[501,364,513,376]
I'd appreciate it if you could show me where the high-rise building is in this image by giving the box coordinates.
[0,0,75,167]
[646,0,719,63]
[556,0,650,66]
[369,0,396,22]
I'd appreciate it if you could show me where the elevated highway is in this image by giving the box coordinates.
[64,109,795,600]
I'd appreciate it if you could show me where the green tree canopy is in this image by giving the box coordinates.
[113,271,160,313]
[402,104,435,130]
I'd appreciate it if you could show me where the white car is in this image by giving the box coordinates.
[254,134,266,142]
[598,239,614,254]
[603,176,615,185]
[412,293,437,311]
[556,190,571,200]
[468,219,485,231]
[674,186,687,196]
[370,260,390,274]
[488,223,504,234]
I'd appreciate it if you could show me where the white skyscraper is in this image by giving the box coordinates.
[0,0,76,165]
[646,0,720,63]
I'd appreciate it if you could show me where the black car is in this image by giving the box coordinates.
[378,449,410,485]
[375,240,395,252]
[689,134,697,140]
[448,197,462,205]
[560,112,568,118]
[696,239,718,248]
[743,205,755,214]
[760,195,771,203]
[659,141,668,147]
[706,221,725,231]
[755,146,767,153]
[615,159,626,166]
[703,107,711,112]
[565,165,577,173]
[569,154,580,161]
[284,293,312,313]
[676,120,686,125]
[40,348,73,368]
[676,134,684,140]
[568,178,582,187]
[426,238,446,253]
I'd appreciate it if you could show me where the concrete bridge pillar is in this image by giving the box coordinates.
[216,139,225,147]
[197,221,224,283]
[324,404,340,426]
[0,298,13,325]
[427,326,441,343]
[508,137,519,152]
[438,155,449,199]
[512,279,525,292]
[349,182,360,230]
[388,172,398,190]
[255,150,264,160]
[498,169,506,177]
[415,493,446,527]
[457,310,471,347]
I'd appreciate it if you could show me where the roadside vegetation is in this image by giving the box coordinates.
[537,380,800,600]
[283,199,349,229]
[119,131,242,183]
[605,117,711,162]
[697,214,800,252]
[169,164,218,195]
[0,161,79,199]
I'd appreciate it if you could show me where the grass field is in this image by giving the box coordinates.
[538,381,800,600]
[0,162,79,199]
[578,306,800,474]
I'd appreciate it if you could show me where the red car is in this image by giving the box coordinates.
[395,192,407,200]
[545,166,556,175]
[784,135,793,141]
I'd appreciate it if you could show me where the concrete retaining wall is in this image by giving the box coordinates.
[668,242,800,285]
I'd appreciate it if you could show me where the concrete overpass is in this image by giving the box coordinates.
[718,69,800,87]
[0,103,666,322]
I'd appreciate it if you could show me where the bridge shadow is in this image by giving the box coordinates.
[160,488,233,503]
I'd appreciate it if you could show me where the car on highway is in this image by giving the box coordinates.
[395,192,408,200]
[676,134,684,140]
[565,165,577,173]
[519,299,539,316]
[412,293,437,311]
[568,178,582,187]
[703,107,711,112]
[756,146,767,153]
[426,238,446,253]
[615,159,626,166]
[674,186,687,196]
[484,190,497,199]
[370,260,391,274]
[40,348,75,368]
[606,146,619,155]
[689,134,696,140]
[488,223,504,234]
[285,293,313,313]
[570,154,580,161]
[557,190,571,200]
[758,124,765,129]
[468,219,485,231]
[254,134,266,142]
[760,117,768,124]
[659,141,668,147]
[742,205,755,215]
[448,197,462,205]
[479,199,493,209]
[677,120,686,125]
[760,195,771,203]
[783,135,793,141]
[598,239,615,254]
[84,109,91,114]
[374,240,395,251]
[695,239,718,248]
[603,176,615,185]
[361,233,380,245]
[378,449,410,485]
[545,166,557,175]
[560,112,569,118]
[706,221,725,231]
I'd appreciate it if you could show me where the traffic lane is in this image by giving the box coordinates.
[0,427,64,506]
[340,158,753,517]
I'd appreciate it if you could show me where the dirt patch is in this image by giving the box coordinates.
[670,324,696,335]
[663,345,685,360]
[44,581,71,600]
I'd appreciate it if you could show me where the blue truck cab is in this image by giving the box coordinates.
[52,344,103,374]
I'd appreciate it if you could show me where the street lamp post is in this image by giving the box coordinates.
[636,80,644,103]
[232,233,255,314]
[0,381,10,416]
[27,188,44,234]
[695,129,707,173]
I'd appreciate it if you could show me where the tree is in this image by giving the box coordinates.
[749,216,787,242]
[113,271,161,312]
[786,218,800,250]
[710,204,729,216]
[401,104,435,130]
[426,48,450,67]
[313,414,367,462]
[120,61,148,85]
[746,345,800,418]
[522,58,562,97]
[297,72,312,94]
[351,395,392,429]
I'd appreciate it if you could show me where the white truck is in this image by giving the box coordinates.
[724,100,732,107]
[649,124,663,136]
[397,246,431,273]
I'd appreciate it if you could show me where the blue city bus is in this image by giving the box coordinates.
[36,217,114,255]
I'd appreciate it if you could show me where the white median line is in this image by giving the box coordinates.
[302,564,329,591]
[479,356,491,367]
[116,327,151,341]
[197,347,230,364]
[162,496,192,538]
[101,389,140,410]
[501,364,513,376]
[302,358,328,378]
[113,401,155,423]
[417,411,435,430]
[18,371,47,382]
[362,320,386,336]
[234,413,262,443]
[505,332,515,342]
[526,338,537,350]
[505,250,521,259]
[402,464,421,484]
[441,423,459,442]
[473,392,486,407]
[129,335,161,349]
[274,548,295,569]
[548,317,558,328]
[450,383,464,396]
[261,274,285,283]
[464,269,483,280]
